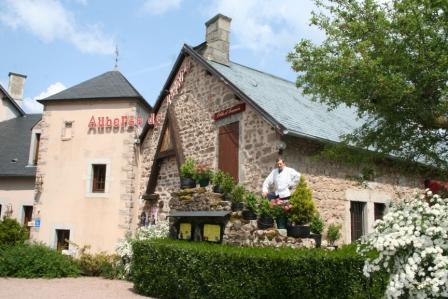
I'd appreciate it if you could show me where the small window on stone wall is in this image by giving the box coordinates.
[374,203,386,220]
[92,164,106,193]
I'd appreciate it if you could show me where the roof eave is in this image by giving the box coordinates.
[38,96,152,111]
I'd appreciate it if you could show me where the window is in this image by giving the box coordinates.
[23,206,33,238]
[374,203,386,221]
[62,121,73,140]
[56,229,70,252]
[33,133,40,165]
[350,201,366,242]
[92,164,106,193]
[0,205,2,218]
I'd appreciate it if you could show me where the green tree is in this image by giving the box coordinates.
[288,0,448,170]
[289,176,316,224]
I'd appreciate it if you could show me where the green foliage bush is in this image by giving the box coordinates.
[0,217,28,246]
[310,213,325,234]
[328,224,342,245]
[132,239,387,299]
[0,243,80,278]
[180,158,196,178]
[289,176,316,224]
[79,252,122,279]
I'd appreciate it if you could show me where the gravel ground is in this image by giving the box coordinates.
[0,277,154,299]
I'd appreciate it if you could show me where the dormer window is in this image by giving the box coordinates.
[28,130,41,166]
[33,133,40,165]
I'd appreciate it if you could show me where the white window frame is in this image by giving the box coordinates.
[85,159,112,198]
[27,129,41,166]
[50,225,74,253]
[61,120,74,141]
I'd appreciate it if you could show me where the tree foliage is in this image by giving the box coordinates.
[288,0,448,170]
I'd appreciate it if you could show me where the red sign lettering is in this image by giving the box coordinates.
[213,103,246,121]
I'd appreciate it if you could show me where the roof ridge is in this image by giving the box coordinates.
[229,61,297,86]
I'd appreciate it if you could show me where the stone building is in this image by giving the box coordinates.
[138,14,423,245]
[0,72,41,231]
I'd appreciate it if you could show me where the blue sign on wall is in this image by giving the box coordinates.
[35,218,41,228]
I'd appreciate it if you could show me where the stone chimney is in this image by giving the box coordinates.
[203,14,232,66]
[8,72,27,102]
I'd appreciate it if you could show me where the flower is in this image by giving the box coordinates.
[358,192,448,298]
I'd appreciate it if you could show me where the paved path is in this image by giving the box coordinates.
[0,277,153,299]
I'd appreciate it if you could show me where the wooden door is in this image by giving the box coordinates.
[218,122,239,181]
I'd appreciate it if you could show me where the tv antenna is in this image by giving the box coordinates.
[114,45,119,70]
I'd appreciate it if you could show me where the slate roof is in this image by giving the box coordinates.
[0,114,41,176]
[209,60,364,143]
[39,70,151,110]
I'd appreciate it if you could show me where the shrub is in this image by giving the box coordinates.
[244,192,259,212]
[231,184,246,203]
[257,198,273,217]
[78,251,121,279]
[359,190,448,298]
[289,176,316,224]
[132,239,387,299]
[193,163,213,181]
[0,217,28,246]
[116,220,170,278]
[327,224,341,246]
[0,243,80,278]
[211,170,225,187]
[310,213,325,235]
[221,173,235,195]
[180,158,196,178]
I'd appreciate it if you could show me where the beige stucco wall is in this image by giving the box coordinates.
[0,177,35,224]
[32,99,149,253]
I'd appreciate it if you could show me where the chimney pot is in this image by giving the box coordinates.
[203,14,232,66]
[8,72,27,102]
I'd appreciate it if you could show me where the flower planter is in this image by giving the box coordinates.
[311,233,322,248]
[198,178,210,187]
[287,224,310,238]
[257,215,274,229]
[275,216,288,229]
[180,177,196,189]
[242,209,257,220]
[231,202,244,211]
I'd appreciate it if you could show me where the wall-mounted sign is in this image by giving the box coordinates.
[179,223,192,240]
[203,224,221,242]
[213,103,246,121]
[88,115,145,129]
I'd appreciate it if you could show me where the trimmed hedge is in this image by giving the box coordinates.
[132,239,387,299]
[0,244,81,278]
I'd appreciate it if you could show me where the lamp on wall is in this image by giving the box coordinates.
[276,140,286,155]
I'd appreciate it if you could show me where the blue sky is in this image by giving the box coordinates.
[0,0,323,113]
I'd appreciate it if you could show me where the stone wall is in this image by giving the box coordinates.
[139,55,424,244]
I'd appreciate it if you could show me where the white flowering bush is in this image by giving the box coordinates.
[358,190,448,298]
[116,220,170,277]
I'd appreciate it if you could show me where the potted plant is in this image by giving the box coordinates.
[193,163,213,187]
[327,223,341,248]
[221,173,235,200]
[211,170,225,193]
[257,199,274,229]
[180,158,197,189]
[231,184,245,211]
[310,213,325,247]
[242,192,258,220]
[287,176,316,237]
[270,199,291,229]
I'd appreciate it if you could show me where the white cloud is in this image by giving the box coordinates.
[143,0,182,15]
[205,0,323,52]
[22,82,66,114]
[0,0,114,55]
